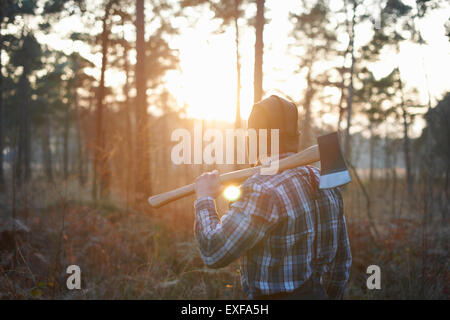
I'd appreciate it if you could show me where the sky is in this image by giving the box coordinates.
[31,0,450,137]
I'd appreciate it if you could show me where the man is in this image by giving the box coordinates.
[194,95,352,300]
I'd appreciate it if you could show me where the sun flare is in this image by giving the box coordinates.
[223,185,241,202]
[169,28,254,123]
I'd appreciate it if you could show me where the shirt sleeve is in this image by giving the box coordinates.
[194,184,279,269]
[323,190,352,299]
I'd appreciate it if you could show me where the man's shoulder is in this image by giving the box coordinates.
[242,165,343,201]
[242,166,317,194]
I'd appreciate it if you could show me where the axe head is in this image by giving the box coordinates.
[317,132,351,189]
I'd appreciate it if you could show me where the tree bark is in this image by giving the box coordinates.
[122,23,134,208]
[42,112,53,182]
[391,141,398,218]
[16,69,30,186]
[396,68,413,194]
[253,0,264,103]
[234,0,241,129]
[344,0,356,161]
[63,106,70,180]
[0,17,4,192]
[135,0,151,197]
[233,0,243,170]
[337,80,346,132]
[300,65,315,150]
[337,41,351,132]
[23,80,31,182]
[369,126,374,184]
[74,88,85,185]
[93,2,112,200]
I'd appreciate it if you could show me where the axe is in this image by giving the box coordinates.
[148,132,351,208]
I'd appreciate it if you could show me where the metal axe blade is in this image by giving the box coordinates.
[317,132,351,189]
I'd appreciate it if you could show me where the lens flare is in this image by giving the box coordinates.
[223,186,241,202]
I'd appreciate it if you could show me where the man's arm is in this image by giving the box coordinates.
[194,181,279,269]
[323,190,352,299]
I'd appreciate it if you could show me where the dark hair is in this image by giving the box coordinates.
[248,95,299,157]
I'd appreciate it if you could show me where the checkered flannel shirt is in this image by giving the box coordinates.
[194,164,352,299]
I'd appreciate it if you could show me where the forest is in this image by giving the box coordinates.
[0,0,449,299]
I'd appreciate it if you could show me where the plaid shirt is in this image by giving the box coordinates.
[194,164,352,299]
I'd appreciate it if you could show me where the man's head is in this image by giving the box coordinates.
[248,95,299,159]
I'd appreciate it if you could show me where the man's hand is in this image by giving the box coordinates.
[195,170,222,199]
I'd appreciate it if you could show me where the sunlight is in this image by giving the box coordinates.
[223,185,241,202]
[170,27,253,122]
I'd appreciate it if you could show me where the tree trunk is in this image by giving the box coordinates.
[24,87,31,183]
[0,19,4,192]
[16,71,30,186]
[93,3,112,200]
[122,26,134,208]
[397,68,413,194]
[234,0,241,129]
[135,0,151,198]
[16,111,24,186]
[337,41,351,132]
[42,112,53,182]
[445,164,449,202]
[300,65,315,150]
[234,0,243,170]
[63,107,70,180]
[383,133,390,188]
[253,0,264,103]
[369,126,374,184]
[344,0,356,161]
[391,141,398,218]
[159,92,170,192]
[337,79,346,132]
[74,89,85,185]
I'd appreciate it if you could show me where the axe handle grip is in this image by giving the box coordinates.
[148,145,319,208]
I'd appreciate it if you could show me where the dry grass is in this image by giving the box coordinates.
[0,176,448,300]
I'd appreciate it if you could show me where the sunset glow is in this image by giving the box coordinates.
[32,0,450,135]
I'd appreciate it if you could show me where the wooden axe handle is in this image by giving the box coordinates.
[148,145,319,208]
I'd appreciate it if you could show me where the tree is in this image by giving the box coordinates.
[233,0,243,129]
[134,0,150,198]
[108,7,135,203]
[422,93,450,200]
[36,1,88,183]
[253,0,264,103]
[34,54,67,183]
[34,51,80,183]
[341,0,414,162]
[343,0,357,160]
[355,67,396,183]
[375,0,434,193]
[67,51,95,185]
[92,0,118,199]
[0,0,38,188]
[290,0,338,149]
[9,32,43,185]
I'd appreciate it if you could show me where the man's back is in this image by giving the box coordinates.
[194,165,352,300]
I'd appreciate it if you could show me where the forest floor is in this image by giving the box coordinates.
[0,176,448,299]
